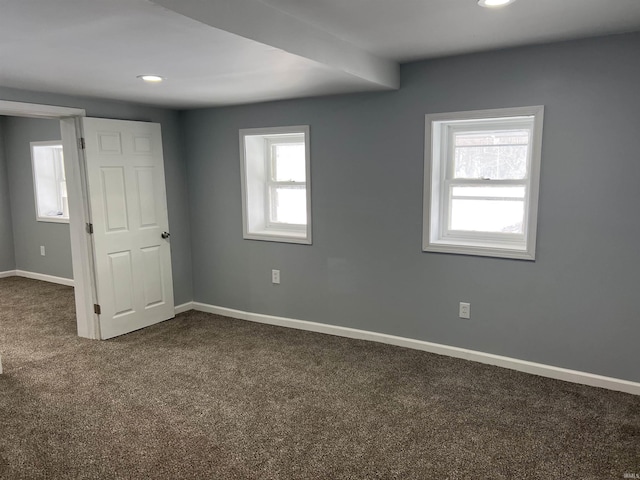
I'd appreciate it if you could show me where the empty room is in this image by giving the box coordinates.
[1,0,639,478]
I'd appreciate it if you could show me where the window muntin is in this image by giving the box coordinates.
[424,107,544,260]
[239,126,311,244]
[31,141,69,223]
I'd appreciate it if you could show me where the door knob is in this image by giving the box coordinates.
[161,231,170,239]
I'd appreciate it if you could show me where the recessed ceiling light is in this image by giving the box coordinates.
[478,0,516,8]
[137,75,164,83]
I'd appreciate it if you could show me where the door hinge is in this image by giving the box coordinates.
[79,137,86,150]
[86,223,93,234]
[94,304,101,315]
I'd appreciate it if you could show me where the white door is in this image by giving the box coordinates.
[82,118,174,339]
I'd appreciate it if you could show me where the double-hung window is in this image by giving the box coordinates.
[423,106,544,260]
[31,141,69,223]
[240,126,311,244]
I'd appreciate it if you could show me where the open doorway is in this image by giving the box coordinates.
[0,100,97,342]
[0,117,74,284]
[1,99,177,350]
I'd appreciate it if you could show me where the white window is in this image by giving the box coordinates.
[239,126,311,244]
[31,141,69,223]
[423,106,544,260]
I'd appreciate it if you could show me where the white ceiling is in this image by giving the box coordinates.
[259,0,640,61]
[1,0,639,109]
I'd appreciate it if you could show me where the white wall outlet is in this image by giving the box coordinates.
[459,302,470,319]
[271,269,280,284]
[40,246,45,256]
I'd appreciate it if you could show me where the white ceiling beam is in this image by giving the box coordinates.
[149,0,400,90]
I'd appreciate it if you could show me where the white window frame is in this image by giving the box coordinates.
[30,140,69,223]
[265,135,307,233]
[423,106,544,260]
[239,125,311,244]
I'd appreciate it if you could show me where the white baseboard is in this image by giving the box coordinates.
[175,301,194,314]
[187,301,640,396]
[0,270,16,278]
[14,270,74,287]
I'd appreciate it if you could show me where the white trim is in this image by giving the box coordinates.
[14,270,74,287]
[63,117,99,339]
[175,302,194,314]
[239,125,312,245]
[424,242,534,260]
[0,100,85,119]
[190,301,640,396]
[423,106,544,260]
[0,270,17,278]
[241,230,311,244]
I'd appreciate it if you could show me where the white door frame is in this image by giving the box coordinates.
[0,99,100,339]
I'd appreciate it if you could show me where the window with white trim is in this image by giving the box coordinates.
[423,106,544,260]
[240,126,311,244]
[31,141,69,223]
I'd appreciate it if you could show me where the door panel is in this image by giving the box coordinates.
[83,118,174,339]
[136,168,158,227]
[101,167,128,231]
[141,246,163,307]
[108,250,134,316]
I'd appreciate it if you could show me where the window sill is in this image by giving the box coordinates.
[423,239,534,260]
[37,216,69,224]
[244,228,311,245]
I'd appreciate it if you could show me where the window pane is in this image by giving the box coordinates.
[454,130,529,180]
[33,144,67,219]
[273,144,305,182]
[450,199,524,233]
[452,186,525,199]
[271,186,307,224]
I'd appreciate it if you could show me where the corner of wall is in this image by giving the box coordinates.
[0,116,16,271]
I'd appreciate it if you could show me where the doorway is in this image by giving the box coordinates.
[0,100,176,343]
[0,100,97,339]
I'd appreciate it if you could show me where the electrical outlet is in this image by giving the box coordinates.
[459,302,470,319]
[40,246,45,256]
[271,269,280,284]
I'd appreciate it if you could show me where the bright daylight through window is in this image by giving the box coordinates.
[423,106,544,259]
[31,141,69,223]
[240,126,311,244]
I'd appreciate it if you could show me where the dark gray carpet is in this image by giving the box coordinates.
[0,276,639,479]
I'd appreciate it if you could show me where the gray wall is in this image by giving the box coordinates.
[3,117,71,279]
[0,87,193,305]
[182,32,640,383]
[0,118,16,272]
